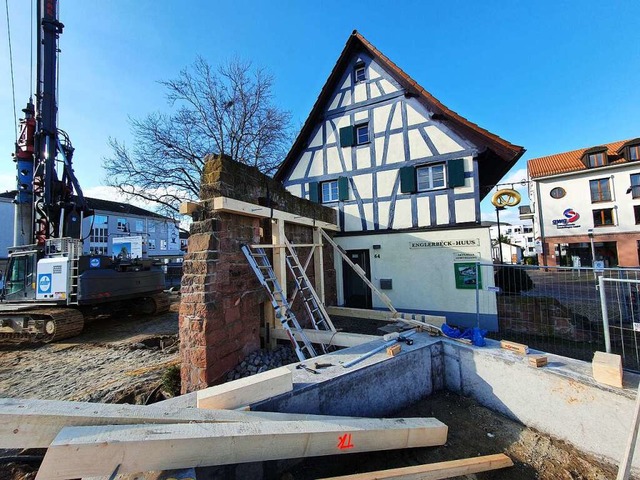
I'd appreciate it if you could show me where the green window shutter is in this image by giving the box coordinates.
[338,177,349,201]
[339,126,354,147]
[309,181,319,203]
[448,159,465,188]
[399,166,416,193]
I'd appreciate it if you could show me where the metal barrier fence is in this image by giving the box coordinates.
[164,263,183,289]
[475,263,640,371]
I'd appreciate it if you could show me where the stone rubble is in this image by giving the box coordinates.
[226,345,298,381]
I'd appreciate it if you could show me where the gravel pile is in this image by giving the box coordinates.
[226,345,298,381]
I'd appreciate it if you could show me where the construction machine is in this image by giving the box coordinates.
[0,0,169,343]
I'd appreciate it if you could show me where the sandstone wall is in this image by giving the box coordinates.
[179,154,337,393]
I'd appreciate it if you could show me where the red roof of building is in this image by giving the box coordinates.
[274,31,525,199]
[528,139,634,178]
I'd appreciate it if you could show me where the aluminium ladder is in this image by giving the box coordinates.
[283,238,335,355]
[241,245,317,361]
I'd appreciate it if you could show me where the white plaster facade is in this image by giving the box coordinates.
[275,32,524,329]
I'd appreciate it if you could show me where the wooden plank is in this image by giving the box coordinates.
[593,351,623,388]
[270,327,378,348]
[178,201,200,215]
[500,340,529,355]
[211,196,339,231]
[35,418,448,480]
[317,453,513,480]
[0,397,377,449]
[196,366,292,410]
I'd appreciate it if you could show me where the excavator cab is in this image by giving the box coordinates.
[3,251,38,302]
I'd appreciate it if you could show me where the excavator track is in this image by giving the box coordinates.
[0,308,85,344]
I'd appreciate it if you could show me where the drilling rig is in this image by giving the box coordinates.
[0,0,169,343]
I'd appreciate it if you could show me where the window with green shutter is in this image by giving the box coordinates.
[338,176,349,201]
[447,158,465,188]
[339,127,354,147]
[308,181,319,203]
[399,166,417,193]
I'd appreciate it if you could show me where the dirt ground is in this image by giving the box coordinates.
[0,308,627,479]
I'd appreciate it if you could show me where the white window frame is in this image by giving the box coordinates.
[354,65,366,83]
[148,239,156,250]
[416,164,446,191]
[355,124,369,145]
[321,180,339,203]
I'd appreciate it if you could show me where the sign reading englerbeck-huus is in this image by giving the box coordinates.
[410,239,480,249]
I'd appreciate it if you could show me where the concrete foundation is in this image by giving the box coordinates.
[164,334,639,478]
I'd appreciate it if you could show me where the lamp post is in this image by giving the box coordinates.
[495,206,505,264]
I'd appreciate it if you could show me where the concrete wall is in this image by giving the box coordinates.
[251,335,640,472]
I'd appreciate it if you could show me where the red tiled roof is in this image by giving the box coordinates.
[274,31,525,198]
[528,139,632,178]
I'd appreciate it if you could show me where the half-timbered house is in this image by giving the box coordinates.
[275,31,524,329]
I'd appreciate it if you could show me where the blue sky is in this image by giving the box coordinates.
[1,1,639,224]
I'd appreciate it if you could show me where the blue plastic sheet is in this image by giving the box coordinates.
[442,324,487,347]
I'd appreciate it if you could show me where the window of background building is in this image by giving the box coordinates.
[593,208,614,227]
[590,178,612,202]
[135,220,144,232]
[160,240,167,250]
[588,152,606,168]
[634,206,640,225]
[148,239,156,250]
[148,222,156,233]
[550,187,566,199]
[630,174,640,199]
[416,164,445,191]
[117,218,127,232]
[93,215,108,225]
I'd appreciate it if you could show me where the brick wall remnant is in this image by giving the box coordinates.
[179,154,337,393]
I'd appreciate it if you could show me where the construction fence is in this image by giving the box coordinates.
[474,263,640,372]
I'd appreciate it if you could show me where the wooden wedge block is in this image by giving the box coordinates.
[592,351,623,388]
[500,340,529,355]
[386,344,401,357]
[35,418,448,480]
[0,397,373,449]
[528,355,548,368]
[317,453,513,480]
[197,366,292,410]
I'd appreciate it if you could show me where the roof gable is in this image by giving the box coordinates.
[275,30,524,193]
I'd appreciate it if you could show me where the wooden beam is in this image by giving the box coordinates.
[317,453,513,480]
[314,227,325,304]
[196,366,292,410]
[272,219,287,302]
[35,418,448,480]
[327,306,446,328]
[0,397,383,449]
[270,327,378,348]
[210,196,339,231]
[178,201,201,215]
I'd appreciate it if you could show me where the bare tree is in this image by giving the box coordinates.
[103,57,292,215]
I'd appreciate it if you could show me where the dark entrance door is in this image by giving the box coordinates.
[342,249,372,309]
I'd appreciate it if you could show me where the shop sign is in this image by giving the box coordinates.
[454,252,480,261]
[552,208,580,229]
[410,238,480,249]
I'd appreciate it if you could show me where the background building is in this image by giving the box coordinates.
[488,222,536,263]
[0,191,184,263]
[528,138,640,267]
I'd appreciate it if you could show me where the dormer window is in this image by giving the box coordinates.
[617,138,640,161]
[354,64,366,83]
[630,145,640,161]
[588,152,606,167]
